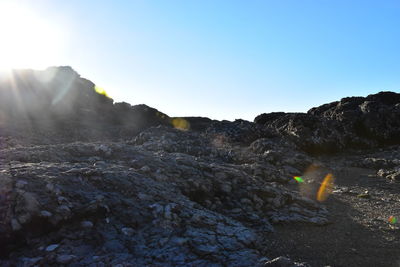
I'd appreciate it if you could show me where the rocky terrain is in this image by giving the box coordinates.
[0,67,399,266]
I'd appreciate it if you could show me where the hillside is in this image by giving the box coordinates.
[0,67,399,266]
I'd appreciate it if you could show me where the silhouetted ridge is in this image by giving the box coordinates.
[0,66,398,152]
[0,66,170,143]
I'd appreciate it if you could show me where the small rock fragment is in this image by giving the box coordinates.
[11,219,22,231]
[220,184,232,193]
[56,254,76,264]
[81,220,94,228]
[140,165,151,172]
[15,180,28,188]
[40,210,53,218]
[45,244,59,252]
[121,227,134,236]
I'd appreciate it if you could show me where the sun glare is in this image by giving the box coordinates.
[0,2,65,71]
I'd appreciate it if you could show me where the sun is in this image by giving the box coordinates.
[0,2,65,70]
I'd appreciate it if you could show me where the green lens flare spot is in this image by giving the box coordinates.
[293,176,304,183]
[389,216,397,224]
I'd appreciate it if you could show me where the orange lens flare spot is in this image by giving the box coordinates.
[293,176,304,183]
[388,216,397,224]
[171,118,190,131]
[317,173,335,202]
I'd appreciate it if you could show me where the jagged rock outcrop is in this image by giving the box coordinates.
[255,91,400,154]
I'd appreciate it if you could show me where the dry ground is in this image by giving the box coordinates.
[266,162,400,267]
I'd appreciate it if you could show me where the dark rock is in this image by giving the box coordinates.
[1,67,399,266]
[177,117,216,131]
[56,254,76,264]
[205,119,274,145]
[0,67,170,145]
[254,112,287,125]
[254,91,400,154]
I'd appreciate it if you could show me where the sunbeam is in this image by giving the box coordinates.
[0,2,66,70]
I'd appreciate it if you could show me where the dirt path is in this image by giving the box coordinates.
[266,165,400,267]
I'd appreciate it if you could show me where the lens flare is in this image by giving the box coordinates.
[317,173,335,202]
[171,118,190,131]
[293,176,304,183]
[388,216,397,224]
[156,112,166,119]
[94,85,110,98]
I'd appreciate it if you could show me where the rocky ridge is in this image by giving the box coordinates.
[0,67,399,266]
[255,91,400,153]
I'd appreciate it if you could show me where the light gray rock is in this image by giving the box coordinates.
[45,244,59,252]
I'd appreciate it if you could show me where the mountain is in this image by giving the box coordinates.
[0,67,399,266]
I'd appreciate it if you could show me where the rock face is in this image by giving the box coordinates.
[0,67,399,266]
[0,129,329,266]
[254,91,400,153]
[0,67,170,144]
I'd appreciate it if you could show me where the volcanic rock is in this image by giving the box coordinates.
[255,91,400,153]
[0,67,399,266]
[0,67,170,145]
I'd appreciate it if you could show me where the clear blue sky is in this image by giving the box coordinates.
[9,0,400,120]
